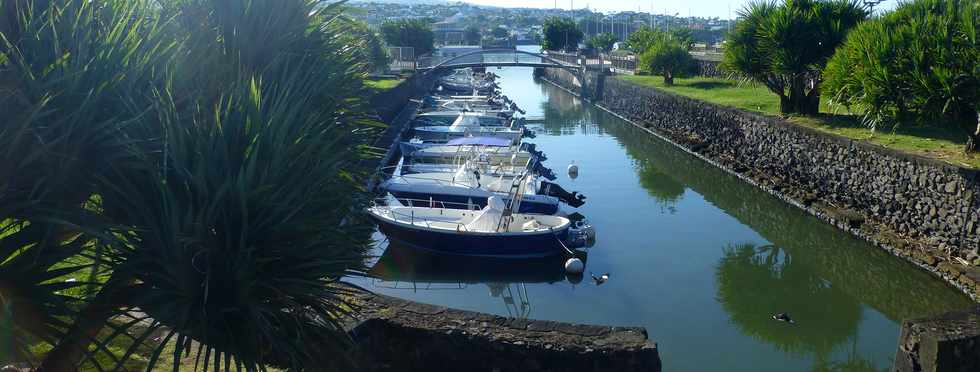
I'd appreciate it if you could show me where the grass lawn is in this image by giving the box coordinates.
[616,75,980,169]
[364,77,404,90]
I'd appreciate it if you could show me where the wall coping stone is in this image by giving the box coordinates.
[894,305,980,372]
[345,293,662,372]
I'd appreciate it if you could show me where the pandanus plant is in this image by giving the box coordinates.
[722,0,867,115]
[824,0,980,151]
[1,0,379,370]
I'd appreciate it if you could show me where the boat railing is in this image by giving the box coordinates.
[376,165,473,188]
[403,156,532,177]
[372,279,468,291]
[374,197,481,231]
[375,196,480,210]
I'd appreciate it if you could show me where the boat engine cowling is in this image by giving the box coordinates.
[538,181,586,207]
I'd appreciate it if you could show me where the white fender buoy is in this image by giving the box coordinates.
[567,161,579,179]
[564,258,584,275]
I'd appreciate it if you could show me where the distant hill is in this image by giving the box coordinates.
[349,0,451,5]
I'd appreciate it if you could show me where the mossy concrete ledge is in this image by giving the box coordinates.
[894,305,980,372]
[346,294,662,372]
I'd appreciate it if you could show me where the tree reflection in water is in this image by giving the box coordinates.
[715,243,861,359]
[536,78,597,136]
[638,162,685,213]
[603,117,973,323]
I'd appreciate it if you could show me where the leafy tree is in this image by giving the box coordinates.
[824,0,980,151]
[381,18,435,56]
[1,0,376,369]
[626,26,694,54]
[625,26,663,53]
[586,32,618,52]
[464,25,482,45]
[530,30,543,44]
[346,19,391,73]
[491,26,509,38]
[722,0,867,115]
[542,16,583,52]
[639,37,695,85]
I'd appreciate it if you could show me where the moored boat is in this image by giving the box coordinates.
[368,196,572,257]
[413,113,525,143]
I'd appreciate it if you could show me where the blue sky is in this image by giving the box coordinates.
[459,0,894,20]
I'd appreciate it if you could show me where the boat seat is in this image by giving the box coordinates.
[464,196,506,231]
[522,220,541,231]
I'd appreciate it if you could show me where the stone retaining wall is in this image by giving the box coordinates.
[894,305,980,372]
[538,68,980,301]
[370,75,434,123]
[345,294,662,372]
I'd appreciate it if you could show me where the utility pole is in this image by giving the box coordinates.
[649,2,654,29]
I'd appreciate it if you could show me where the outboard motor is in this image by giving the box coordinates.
[522,127,536,138]
[510,102,526,115]
[522,143,547,162]
[531,160,557,181]
[538,181,586,208]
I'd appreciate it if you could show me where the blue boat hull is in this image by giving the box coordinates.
[388,190,559,215]
[372,215,570,258]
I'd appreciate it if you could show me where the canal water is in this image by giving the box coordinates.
[350,66,974,371]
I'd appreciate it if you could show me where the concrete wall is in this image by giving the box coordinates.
[538,68,980,301]
[535,68,605,102]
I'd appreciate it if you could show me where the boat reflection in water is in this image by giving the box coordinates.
[368,240,587,319]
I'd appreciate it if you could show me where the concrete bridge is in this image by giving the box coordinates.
[416,48,604,100]
[416,48,582,75]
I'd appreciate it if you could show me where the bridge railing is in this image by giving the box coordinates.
[543,51,581,66]
[416,49,583,71]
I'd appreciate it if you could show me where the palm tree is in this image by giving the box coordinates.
[722,0,867,115]
[1,0,379,369]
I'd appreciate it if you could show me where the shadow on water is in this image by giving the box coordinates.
[601,113,974,324]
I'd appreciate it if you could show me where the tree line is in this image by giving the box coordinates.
[541,0,980,152]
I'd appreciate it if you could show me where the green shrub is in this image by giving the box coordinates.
[542,16,583,52]
[586,32,618,52]
[824,0,980,151]
[380,18,435,56]
[639,38,695,85]
[722,0,867,115]
[626,26,692,54]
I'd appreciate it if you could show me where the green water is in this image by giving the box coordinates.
[349,66,974,371]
